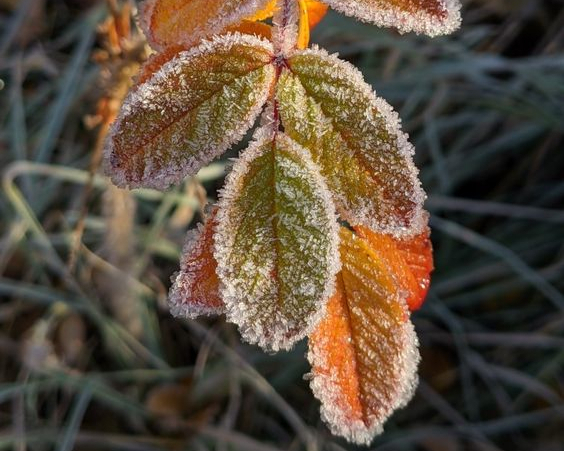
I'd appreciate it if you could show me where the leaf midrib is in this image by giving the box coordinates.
[283,65,398,204]
[339,264,372,428]
[121,54,273,162]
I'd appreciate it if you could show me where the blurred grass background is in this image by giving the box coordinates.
[1,0,563,450]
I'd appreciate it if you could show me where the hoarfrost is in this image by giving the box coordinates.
[277,47,426,238]
[214,126,341,352]
[321,0,461,37]
[140,0,273,50]
[308,229,420,445]
[104,33,275,190]
[169,208,225,318]
[272,0,299,56]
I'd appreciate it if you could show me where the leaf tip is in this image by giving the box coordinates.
[215,129,340,352]
[322,0,462,37]
[308,229,421,445]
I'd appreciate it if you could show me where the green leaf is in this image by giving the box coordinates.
[276,47,426,237]
[214,127,340,351]
[105,33,275,190]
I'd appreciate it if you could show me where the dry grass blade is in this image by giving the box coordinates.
[0,0,562,450]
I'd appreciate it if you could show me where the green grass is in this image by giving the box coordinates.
[1,0,563,450]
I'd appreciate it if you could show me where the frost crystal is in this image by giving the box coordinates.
[169,208,225,319]
[322,0,461,36]
[140,0,273,50]
[308,228,420,445]
[356,212,433,311]
[214,127,340,352]
[272,0,300,55]
[104,33,275,190]
[277,47,426,237]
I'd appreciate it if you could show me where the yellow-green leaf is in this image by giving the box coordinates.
[215,127,340,351]
[308,227,420,444]
[276,48,426,236]
[320,0,461,36]
[105,33,275,190]
[140,0,272,50]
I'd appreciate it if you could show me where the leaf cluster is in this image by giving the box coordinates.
[104,0,460,443]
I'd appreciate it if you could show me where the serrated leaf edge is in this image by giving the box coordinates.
[104,32,276,190]
[214,126,341,351]
[168,215,225,319]
[286,46,427,237]
[321,0,461,37]
[308,232,420,444]
[139,0,273,50]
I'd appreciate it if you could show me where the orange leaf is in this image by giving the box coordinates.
[140,0,272,50]
[308,227,419,444]
[246,0,276,21]
[225,20,273,41]
[297,0,311,49]
[136,21,272,87]
[355,221,433,311]
[169,208,224,318]
[248,0,327,29]
[305,0,329,29]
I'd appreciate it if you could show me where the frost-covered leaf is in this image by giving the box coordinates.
[272,0,300,54]
[356,218,433,311]
[248,0,327,28]
[276,48,425,236]
[225,20,272,41]
[308,227,420,445]
[140,0,272,50]
[105,33,275,190]
[135,21,273,87]
[169,208,224,318]
[215,127,340,351]
[320,0,461,36]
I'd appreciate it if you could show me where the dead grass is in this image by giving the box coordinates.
[0,0,563,450]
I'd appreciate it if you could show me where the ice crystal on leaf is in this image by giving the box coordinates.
[105,33,275,190]
[214,127,340,352]
[140,0,272,50]
[356,218,434,311]
[308,227,420,445]
[276,48,426,237]
[272,0,300,54]
[169,207,225,318]
[322,0,461,36]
